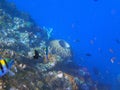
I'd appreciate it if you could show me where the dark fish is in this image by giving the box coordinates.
[85,53,92,56]
[33,50,40,59]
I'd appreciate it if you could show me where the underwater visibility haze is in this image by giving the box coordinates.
[0,0,120,90]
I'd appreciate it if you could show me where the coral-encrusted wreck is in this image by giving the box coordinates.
[0,0,109,90]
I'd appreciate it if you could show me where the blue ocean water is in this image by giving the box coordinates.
[7,0,120,89]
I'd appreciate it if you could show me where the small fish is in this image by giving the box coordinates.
[33,50,40,59]
[109,48,114,53]
[110,57,116,63]
[85,53,92,56]
[73,39,80,43]
[0,58,14,77]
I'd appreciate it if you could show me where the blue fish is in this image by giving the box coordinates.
[0,58,14,77]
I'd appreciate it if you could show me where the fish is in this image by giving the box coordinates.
[0,58,14,77]
[73,39,80,43]
[33,50,40,59]
[85,53,92,56]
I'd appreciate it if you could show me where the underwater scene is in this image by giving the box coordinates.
[0,0,120,90]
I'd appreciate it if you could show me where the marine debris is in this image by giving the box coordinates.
[0,0,111,90]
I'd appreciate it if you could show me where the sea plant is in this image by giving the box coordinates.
[43,26,53,40]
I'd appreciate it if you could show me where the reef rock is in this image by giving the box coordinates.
[48,40,72,60]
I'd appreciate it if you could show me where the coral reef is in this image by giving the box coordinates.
[0,0,111,90]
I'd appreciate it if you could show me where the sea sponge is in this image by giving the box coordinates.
[48,40,72,59]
